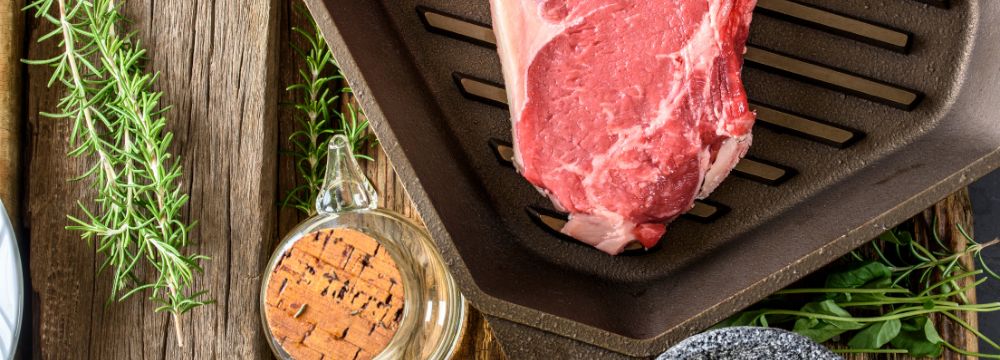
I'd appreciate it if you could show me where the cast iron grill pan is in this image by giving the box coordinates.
[306,0,1000,357]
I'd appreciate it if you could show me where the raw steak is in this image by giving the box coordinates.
[490,0,757,254]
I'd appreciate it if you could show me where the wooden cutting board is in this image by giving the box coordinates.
[6,0,977,358]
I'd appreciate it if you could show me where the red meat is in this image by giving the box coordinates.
[490,0,757,254]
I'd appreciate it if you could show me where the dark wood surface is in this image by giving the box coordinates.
[12,1,975,359]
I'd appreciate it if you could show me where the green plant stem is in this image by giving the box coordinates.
[838,300,960,308]
[943,341,1000,359]
[940,310,1000,351]
[52,0,119,190]
[284,19,337,215]
[831,348,908,354]
[773,288,911,295]
[835,276,987,310]
[891,239,998,274]
[909,240,973,303]
[93,2,187,340]
[919,270,984,297]
[757,304,1000,325]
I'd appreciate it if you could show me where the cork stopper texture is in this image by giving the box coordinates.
[265,228,406,360]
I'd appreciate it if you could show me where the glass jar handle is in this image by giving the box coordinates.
[316,134,378,214]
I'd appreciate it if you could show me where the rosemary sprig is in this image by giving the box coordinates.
[24,0,209,346]
[284,7,375,215]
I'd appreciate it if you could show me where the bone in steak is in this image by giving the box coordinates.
[490,0,757,254]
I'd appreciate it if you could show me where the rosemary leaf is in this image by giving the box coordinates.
[284,5,376,215]
[25,0,210,347]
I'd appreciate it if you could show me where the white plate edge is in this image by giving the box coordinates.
[0,200,23,360]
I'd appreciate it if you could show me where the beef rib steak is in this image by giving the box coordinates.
[490,0,757,254]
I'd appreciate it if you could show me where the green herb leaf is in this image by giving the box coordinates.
[825,261,892,290]
[283,4,375,216]
[24,0,210,347]
[716,310,768,328]
[849,275,896,304]
[879,230,903,245]
[847,318,901,350]
[792,300,865,343]
[889,317,944,357]
[724,226,1000,358]
[897,230,916,245]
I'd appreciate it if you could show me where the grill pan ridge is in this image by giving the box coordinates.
[306,0,1000,357]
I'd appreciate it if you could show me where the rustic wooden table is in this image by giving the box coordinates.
[4,0,978,359]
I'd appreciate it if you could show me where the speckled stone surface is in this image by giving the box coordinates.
[657,327,840,360]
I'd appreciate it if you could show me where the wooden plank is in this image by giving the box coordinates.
[0,0,21,224]
[917,189,978,360]
[276,2,312,237]
[452,308,507,360]
[25,1,281,359]
[25,5,98,358]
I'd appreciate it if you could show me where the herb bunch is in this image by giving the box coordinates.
[284,8,375,215]
[720,226,1000,358]
[25,0,209,346]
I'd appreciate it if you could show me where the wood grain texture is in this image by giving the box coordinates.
[452,309,506,360]
[918,189,978,359]
[276,1,312,238]
[25,0,281,358]
[25,5,96,358]
[0,0,21,223]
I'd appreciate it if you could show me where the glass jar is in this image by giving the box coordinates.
[261,135,466,360]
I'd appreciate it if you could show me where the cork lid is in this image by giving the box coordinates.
[264,228,405,360]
